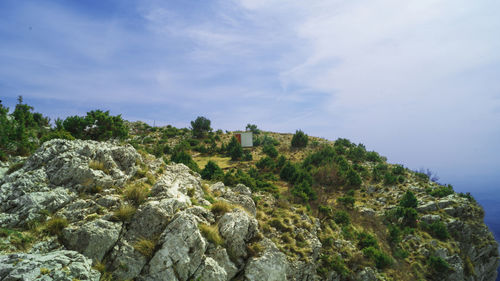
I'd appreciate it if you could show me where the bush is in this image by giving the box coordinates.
[357,231,378,249]
[291,130,308,148]
[313,163,343,188]
[427,256,450,275]
[372,163,388,182]
[366,151,382,162]
[392,164,405,175]
[291,181,317,202]
[246,124,260,134]
[399,191,418,208]
[40,130,75,143]
[170,150,200,172]
[387,224,402,244]
[429,184,454,197]
[226,136,243,160]
[420,221,450,240]
[337,196,355,208]
[201,161,224,180]
[191,116,212,138]
[303,145,336,167]
[63,110,128,141]
[319,255,350,278]
[333,210,350,225]
[256,156,275,171]
[199,224,224,246]
[347,144,366,163]
[262,143,278,158]
[401,207,418,227]
[362,246,393,269]
[280,161,298,182]
[345,168,362,187]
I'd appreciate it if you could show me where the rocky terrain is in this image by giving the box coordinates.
[0,138,498,281]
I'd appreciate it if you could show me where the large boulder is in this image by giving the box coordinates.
[0,250,100,281]
[62,219,122,262]
[244,238,288,281]
[218,209,259,265]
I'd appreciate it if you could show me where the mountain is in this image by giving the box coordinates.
[0,117,498,281]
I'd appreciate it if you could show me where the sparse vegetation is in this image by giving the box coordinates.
[45,217,69,236]
[134,238,156,258]
[112,205,136,222]
[199,224,224,246]
[123,183,150,206]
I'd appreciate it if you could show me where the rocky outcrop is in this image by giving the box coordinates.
[0,250,100,281]
[0,139,498,281]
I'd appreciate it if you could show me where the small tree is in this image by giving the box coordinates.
[246,124,260,134]
[191,116,212,138]
[291,130,308,148]
[201,160,224,180]
[227,136,243,160]
[400,191,418,208]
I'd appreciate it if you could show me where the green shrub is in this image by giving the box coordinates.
[399,191,418,208]
[345,168,362,187]
[303,145,336,167]
[319,254,350,278]
[262,143,278,158]
[420,221,450,240]
[291,181,317,202]
[227,136,243,160]
[392,164,405,175]
[200,160,224,180]
[372,163,388,182]
[333,210,350,225]
[63,110,128,141]
[429,185,454,197]
[366,151,382,162]
[415,172,429,183]
[347,144,366,163]
[362,246,393,269]
[383,172,397,185]
[291,130,308,148]
[191,116,212,138]
[280,161,298,182]
[402,207,418,227]
[313,163,343,188]
[170,150,200,172]
[427,255,450,275]
[337,196,355,208]
[387,224,402,244]
[246,124,260,134]
[40,130,75,143]
[357,231,378,249]
[256,156,275,171]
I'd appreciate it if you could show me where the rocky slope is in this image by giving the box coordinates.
[0,139,498,281]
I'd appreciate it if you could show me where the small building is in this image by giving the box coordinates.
[234,132,253,147]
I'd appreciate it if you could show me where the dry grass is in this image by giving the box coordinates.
[199,224,224,246]
[45,217,69,236]
[123,183,150,206]
[89,160,109,174]
[193,156,233,170]
[134,238,156,258]
[210,201,234,216]
[112,204,136,222]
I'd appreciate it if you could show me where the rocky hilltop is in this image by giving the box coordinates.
[0,138,498,281]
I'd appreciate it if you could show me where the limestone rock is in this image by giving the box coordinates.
[62,219,121,262]
[0,250,100,281]
[218,209,259,264]
[245,238,288,281]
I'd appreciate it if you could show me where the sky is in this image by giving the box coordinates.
[1,0,500,193]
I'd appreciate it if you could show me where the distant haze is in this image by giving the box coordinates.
[1,0,500,192]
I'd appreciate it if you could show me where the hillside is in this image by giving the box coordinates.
[0,107,498,281]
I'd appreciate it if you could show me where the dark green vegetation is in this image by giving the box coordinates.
[1,99,469,281]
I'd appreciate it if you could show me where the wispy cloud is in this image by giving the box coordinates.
[1,0,499,187]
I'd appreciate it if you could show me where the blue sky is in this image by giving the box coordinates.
[1,0,500,192]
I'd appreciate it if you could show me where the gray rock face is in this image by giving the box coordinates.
[142,212,207,281]
[0,139,140,228]
[218,209,259,264]
[245,238,288,281]
[150,164,204,204]
[0,250,100,281]
[210,182,256,216]
[62,219,122,262]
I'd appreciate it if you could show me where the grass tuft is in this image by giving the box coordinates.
[199,224,224,246]
[45,217,69,236]
[123,183,150,206]
[134,238,156,258]
[112,204,136,222]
